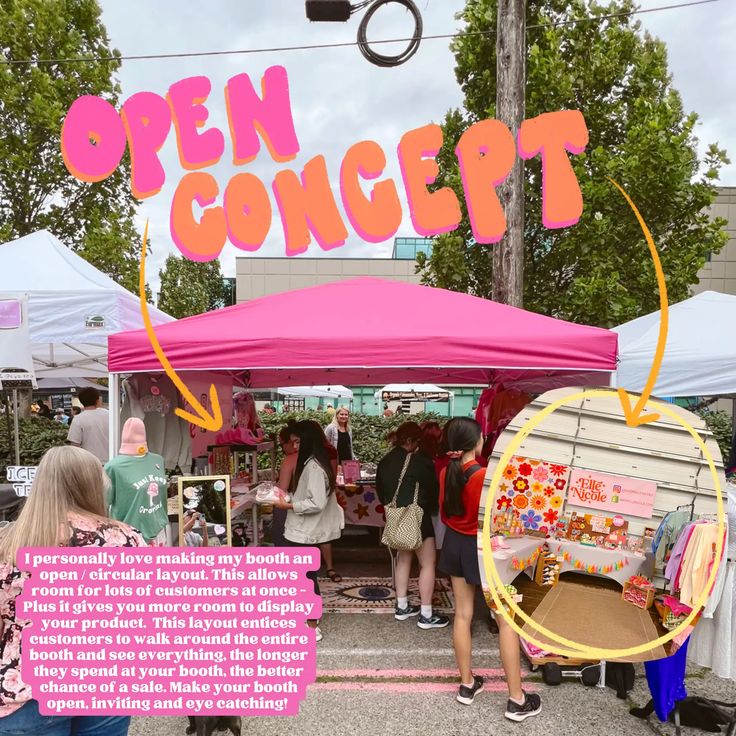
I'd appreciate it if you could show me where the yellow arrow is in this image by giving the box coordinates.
[609,178,669,427]
[138,221,223,432]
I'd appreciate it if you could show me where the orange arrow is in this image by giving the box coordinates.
[138,221,223,432]
[609,178,669,427]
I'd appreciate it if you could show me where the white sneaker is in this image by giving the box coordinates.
[314,626,323,642]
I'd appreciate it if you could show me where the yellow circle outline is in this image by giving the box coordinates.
[480,388,725,660]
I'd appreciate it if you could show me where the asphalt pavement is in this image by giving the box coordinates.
[128,611,736,736]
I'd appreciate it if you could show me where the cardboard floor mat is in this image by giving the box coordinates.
[521,581,666,662]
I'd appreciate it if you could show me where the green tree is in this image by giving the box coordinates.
[0,0,147,295]
[417,0,729,327]
[158,255,230,318]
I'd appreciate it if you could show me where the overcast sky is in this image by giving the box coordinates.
[97,0,736,289]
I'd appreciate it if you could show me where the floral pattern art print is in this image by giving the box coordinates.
[498,457,571,537]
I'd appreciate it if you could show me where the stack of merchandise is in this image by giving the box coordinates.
[622,575,655,609]
[535,548,562,587]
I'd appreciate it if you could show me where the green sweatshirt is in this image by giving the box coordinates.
[105,453,169,542]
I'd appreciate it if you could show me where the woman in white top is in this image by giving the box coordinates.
[274,420,344,642]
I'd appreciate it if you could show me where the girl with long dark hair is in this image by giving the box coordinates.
[439,418,541,721]
[376,422,449,630]
[418,420,448,549]
[273,420,344,642]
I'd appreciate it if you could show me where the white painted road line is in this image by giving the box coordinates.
[317,648,501,656]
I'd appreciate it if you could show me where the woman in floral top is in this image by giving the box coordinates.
[0,445,145,736]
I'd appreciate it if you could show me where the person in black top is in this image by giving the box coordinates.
[376,422,449,630]
[36,400,52,420]
[68,406,82,429]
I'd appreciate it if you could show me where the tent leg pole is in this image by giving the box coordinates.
[4,392,14,466]
[109,374,120,460]
[12,390,20,466]
[597,659,606,688]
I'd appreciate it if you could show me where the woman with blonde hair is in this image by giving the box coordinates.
[0,445,144,736]
[324,406,355,465]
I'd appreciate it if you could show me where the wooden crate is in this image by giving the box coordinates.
[534,551,561,588]
[622,580,655,609]
[654,599,701,629]
[486,592,523,621]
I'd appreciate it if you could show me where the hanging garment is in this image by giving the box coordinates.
[121,374,192,471]
[652,511,672,555]
[477,386,531,457]
[665,522,698,586]
[677,524,721,607]
[475,386,499,437]
[688,484,736,680]
[654,510,692,571]
[105,452,169,542]
[644,637,690,721]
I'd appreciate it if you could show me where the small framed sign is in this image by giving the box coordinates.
[177,475,231,547]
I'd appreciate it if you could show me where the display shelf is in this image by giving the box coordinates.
[207,440,276,494]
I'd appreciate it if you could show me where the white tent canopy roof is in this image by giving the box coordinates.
[375,383,454,400]
[277,385,353,399]
[613,290,736,398]
[0,230,172,378]
[35,377,109,392]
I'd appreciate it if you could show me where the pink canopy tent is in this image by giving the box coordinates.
[108,277,617,388]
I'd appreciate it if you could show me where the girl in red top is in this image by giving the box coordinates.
[439,418,541,721]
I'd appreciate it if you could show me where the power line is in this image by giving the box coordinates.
[0,0,721,66]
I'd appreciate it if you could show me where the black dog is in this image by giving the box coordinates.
[186,715,242,736]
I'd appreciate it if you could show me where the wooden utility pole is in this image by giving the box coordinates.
[493,0,526,307]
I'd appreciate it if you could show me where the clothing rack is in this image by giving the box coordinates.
[677,497,696,522]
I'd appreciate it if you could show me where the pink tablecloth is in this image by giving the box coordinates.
[336,484,385,527]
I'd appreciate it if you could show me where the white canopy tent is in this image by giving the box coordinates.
[613,291,736,398]
[277,385,353,399]
[35,377,110,393]
[0,230,172,378]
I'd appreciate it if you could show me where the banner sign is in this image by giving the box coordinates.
[0,294,36,390]
[567,469,656,519]
[0,300,21,329]
[382,391,448,402]
[7,466,37,497]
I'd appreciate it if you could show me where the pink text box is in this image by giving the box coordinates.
[567,469,656,519]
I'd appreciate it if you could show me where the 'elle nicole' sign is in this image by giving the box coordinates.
[567,469,656,519]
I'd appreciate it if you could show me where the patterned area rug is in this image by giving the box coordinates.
[318,576,454,614]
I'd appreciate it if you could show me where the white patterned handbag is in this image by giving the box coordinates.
[381,452,423,551]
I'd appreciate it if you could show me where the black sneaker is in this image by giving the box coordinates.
[505,691,542,722]
[456,675,484,705]
[394,604,420,621]
[417,613,450,629]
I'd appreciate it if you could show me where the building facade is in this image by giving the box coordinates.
[236,190,736,302]
[235,237,432,303]
[694,186,736,296]
[236,189,736,415]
